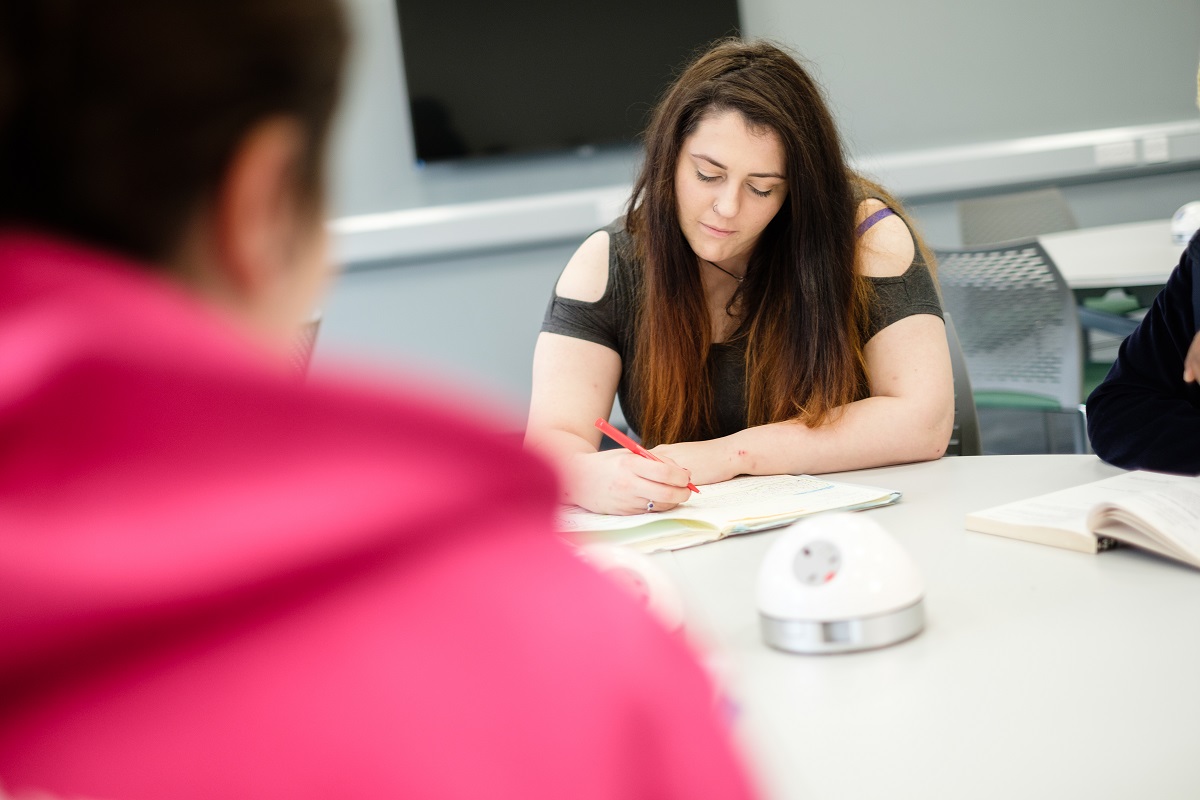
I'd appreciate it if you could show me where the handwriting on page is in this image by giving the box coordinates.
[682,474,833,509]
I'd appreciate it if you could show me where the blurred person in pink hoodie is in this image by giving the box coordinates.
[0,2,756,798]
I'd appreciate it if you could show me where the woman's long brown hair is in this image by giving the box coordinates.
[627,39,925,447]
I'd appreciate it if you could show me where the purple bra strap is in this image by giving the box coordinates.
[855,207,895,238]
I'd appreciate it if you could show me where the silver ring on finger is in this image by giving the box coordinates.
[646,500,655,513]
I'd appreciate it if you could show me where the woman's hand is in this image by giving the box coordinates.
[1184,330,1200,383]
[564,449,696,516]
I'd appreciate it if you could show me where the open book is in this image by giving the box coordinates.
[966,470,1200,566]
[558,474,901,554]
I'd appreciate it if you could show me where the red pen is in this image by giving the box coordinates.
[595,418,700,493]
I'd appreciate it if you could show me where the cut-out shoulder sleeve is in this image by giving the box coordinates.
[541,292,621,352]
[861,206,942,339]
[540,221,638,356]
[866,256,943,339]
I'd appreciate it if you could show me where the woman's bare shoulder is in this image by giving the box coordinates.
[554,230,612,302]
[856,198,916,279]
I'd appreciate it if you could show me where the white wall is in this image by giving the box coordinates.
[315,240,575,420]
[327,0,1200,219]
[738,0,1200,154]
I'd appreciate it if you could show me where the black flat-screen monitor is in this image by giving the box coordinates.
[395,1,741,164]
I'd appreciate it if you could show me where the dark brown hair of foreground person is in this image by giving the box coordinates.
[0,0,347,263]
[627,38,932,447]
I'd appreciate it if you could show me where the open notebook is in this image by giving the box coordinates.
[558,474,901,554]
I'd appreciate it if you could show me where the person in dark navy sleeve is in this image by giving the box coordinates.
[1086,69,1200,475]
[1087,232,1200,474]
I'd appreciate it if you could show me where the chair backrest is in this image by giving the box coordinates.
[934,241,1083,412]
[957,187,1078,247]
[943,312,982,456]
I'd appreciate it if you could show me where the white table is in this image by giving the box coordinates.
[1039,219,1185,290]
[656,455,1200,800]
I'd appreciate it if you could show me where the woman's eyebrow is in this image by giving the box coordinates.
[692,153,785,180]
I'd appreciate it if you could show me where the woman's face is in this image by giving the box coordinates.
[674,109,788,275]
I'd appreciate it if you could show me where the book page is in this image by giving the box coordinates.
[967,471,1197,553]
[969,497,1092,535]
[558,474,900,535]
[568,519,723,552]
[1088,482,1200,566]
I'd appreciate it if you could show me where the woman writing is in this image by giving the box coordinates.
[526,39,954,515]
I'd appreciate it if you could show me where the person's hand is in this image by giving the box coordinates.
[1185,330,1200,383]
[651,439,739,486]
[565,449,695,516]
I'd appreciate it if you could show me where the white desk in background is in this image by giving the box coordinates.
[1039,219,1185,291]
[655,455,1200,800]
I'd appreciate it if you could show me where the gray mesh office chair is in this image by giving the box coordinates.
[957,187,1078,246]
[958,186,1139,369]
[934,241,1087,454]
[943,312,982,456]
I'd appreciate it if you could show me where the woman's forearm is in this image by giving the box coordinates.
[716,394,952,478]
